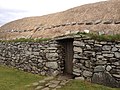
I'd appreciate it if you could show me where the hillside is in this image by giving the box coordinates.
[0,0,120,40]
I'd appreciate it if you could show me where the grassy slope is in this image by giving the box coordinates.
[0,65,119,90]
[59,80,119,90]
[0,65,44,90]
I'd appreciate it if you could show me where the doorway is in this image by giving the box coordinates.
[57,38,74,75]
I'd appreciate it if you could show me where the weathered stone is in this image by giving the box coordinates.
[106,65,112,71]
[103,54,114,58]
[92,72,120,88]
[73,72,81,76]
[46,62,58,69]
[94,20,102,24]
[115,52,120,58]
[86,45,91,49]
[52,70,59,76]
[112,47,118,52]
[44,77,54,81]
[49,83,58,88]
[83,71,92,77]
[49,50,56,53]
[96,55,104,60]
[102,45,111,51]
[74,54,81,59]
[41,87,50,90]
[32,82,39,86]
[35,86,43,90]
[115,44,120,48]
[84,51,95,57]
[113,74,120,78]
[74,47,82,53]
[50,80,60,84]
[114,62,120,66]
[114,20,120,24]
[73,68,81,73]
[47,47,57,50]
[33,52,39,56]
[75,77,85,81]
[94,66,105,72]
[39,80,46,83]
[56,86,62,89]
[46,53,58,58]
[73,41,80,46]
[100,41,107,44]
[102,20,113,24]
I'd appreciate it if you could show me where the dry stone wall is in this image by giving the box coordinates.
[73,35,120,88]
[0,41,63,76]
[0,35,120,88]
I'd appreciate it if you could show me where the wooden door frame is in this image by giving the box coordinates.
[57,38,74,75]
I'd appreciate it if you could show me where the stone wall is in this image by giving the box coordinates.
[0,41,63,76]
[73,35,120,88]
[0,35,120,88]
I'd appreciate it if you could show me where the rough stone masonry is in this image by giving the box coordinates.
[0,34,120,88]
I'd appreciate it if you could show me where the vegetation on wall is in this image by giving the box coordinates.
[77,32,120,41]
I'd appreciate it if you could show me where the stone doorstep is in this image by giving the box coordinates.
[39,80,46,83]
[44,76,54,81]
[35,86,43,90]
[25,76,72,90]
[41,87,50,90]
[32,82,39,86]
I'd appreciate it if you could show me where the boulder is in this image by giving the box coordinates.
[92,72,120,88]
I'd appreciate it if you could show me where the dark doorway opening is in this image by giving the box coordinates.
[57,38,74,75]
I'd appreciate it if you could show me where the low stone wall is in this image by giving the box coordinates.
[0,35,120,88]
[0,41,63,76]
[73,36,120,87]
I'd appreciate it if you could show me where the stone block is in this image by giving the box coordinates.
[106,65,112,71]
[102,20,113,24]
[113,74,120,78]
[92,72,120,88]
[103,54,114,58]
[112,47,118,52]
[102,45,111,51]
[75,77,85,80]
[115,52,120,58]
[46,62,58,69]
[94,20,102,24]
[74,47,82,53]
[46,53,59,60]
[73,41,85,47]
[83,70,92,77]
[94,66,105,72]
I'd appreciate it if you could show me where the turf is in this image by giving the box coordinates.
[0,65,44,90]
[59,80,120,90]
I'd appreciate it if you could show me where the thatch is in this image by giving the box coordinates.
[0,0,120,40]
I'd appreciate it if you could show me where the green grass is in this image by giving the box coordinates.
[0,65,44,90]
[59,80,119,90]
[76,32,120,41]
[0,65,119,90]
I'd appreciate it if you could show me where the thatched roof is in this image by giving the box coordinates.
[0,0,120,40]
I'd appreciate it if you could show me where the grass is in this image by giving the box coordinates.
[0,65,44,90]
[0,65,119,90]
[76,32,120,41]
[59,80,119,90]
